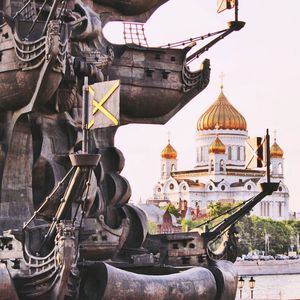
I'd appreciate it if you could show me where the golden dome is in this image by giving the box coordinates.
[161,141,177,159]
[270,140,284,158]
[209,136,226,154]
[197,88,247,131]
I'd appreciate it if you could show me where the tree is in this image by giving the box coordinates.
[207,201,242,220]
[236,216,292,255]
[205,201,295,256]
[166,204,180,218]
[235,216,254,256]
[181,218,206,232]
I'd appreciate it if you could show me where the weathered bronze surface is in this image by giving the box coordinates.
[0,0,253,299]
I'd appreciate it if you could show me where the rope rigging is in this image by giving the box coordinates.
[159,28,228,48]
[193,197,251,230]
[13,0,69,39]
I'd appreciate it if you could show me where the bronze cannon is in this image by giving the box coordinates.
[79,260,237,300]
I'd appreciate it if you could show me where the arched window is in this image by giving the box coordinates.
[232,146,237,161]
[237,146,241,161]
[262,202,268,217]
[210,159,214,171]
[162,163,166,176]
[278,163,283,174]
[195,202,200,216]
[183,200,188,210]
[241,146,245,161]
[171,164,176,172]
[220,159,225,171]
[228,146,232,160]
[279,202,282,217]
[204,146,208,162]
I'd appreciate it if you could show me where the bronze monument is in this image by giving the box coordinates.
[0,1,276,299]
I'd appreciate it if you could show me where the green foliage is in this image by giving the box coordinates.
[235,215,255,256]
[167,204,180,218]
[236,216,298,255]
[207,201,242,220]
[147,219,158,234]
[158,200,300,255]
[159,204,180,218]
[181,218,206,232]
[204,201,300,256]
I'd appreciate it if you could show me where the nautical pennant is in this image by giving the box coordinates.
[245,137,267,169]
[217,0,235,13]
[87,80,120,129]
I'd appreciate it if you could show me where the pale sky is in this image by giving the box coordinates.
[104,0,300,211]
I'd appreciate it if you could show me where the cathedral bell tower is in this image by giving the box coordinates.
[160,139,177,182]
[270,138,284,178]
[208,134,226,174]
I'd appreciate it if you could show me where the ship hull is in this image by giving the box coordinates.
[103,44,210,124]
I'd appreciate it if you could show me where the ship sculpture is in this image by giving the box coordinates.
[0,1,276,299]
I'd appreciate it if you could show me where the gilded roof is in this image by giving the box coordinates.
[161,141,177,159]
[197,88,247,131]
[270,140,284,158]
[209,136,226,154]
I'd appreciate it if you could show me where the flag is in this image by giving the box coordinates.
[217,0,235,13]
[245,137,267,169]
[87,80,120,129]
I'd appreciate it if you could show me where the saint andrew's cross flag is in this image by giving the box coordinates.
[217,0,235,13]
[245,137,267,169]
[86,80,120,129]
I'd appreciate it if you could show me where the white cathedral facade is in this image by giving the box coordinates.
[152,86,289,220]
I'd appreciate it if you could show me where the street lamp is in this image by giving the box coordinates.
[238,276,244,299]
[249,276,256,299]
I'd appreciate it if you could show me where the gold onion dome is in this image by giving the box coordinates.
[209,136,226,154]
[161,140,177,159]
[197,87,247,131]
[270,140,284,158]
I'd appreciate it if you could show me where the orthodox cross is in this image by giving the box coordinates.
[167,130,171,143]
[219,72,225,90]
[215,122,223,133]
[273,129,277,142]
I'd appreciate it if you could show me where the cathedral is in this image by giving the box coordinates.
[152,85,289,220]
